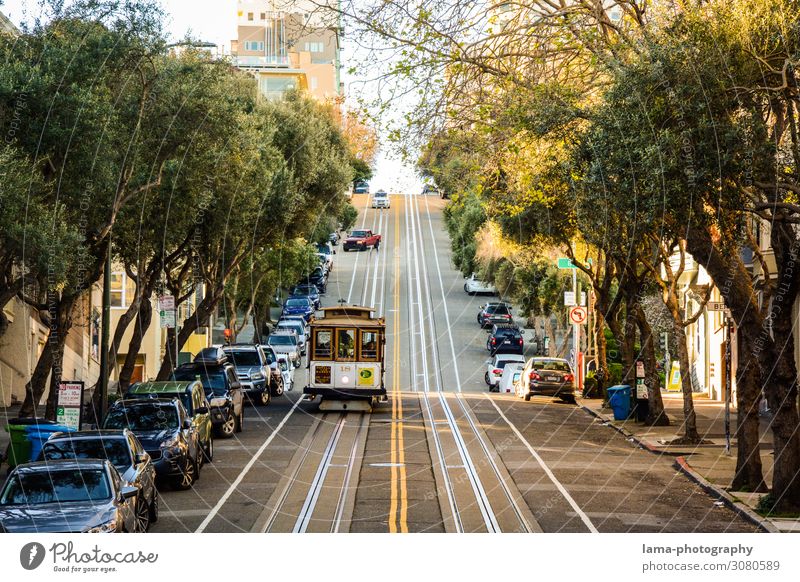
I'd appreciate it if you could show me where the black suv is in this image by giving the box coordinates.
[477,302,513,328]
[103,398,201,490]
[171,347,244,438]
[301,266,328,293]
[487,324,524,355]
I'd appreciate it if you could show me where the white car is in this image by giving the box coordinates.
[276,319,308,355]
[485,354,526,391]
[464,274,497,295]
[371,190,390,209]
[498,363,524,394]
[276,357,295,392]
[266,331,301,368]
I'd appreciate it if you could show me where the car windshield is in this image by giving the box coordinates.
[226,350,261,367]
[42,439,131,470]
[293,285,317,295]
[487,305,510,314]
[268,335,297,347]
[535,360,572,372]
[277,323,304,336]
[496,328,520,337]
[0,469,111,505]
[286,298,310,308]
[262,349,276,365]
[495,359,522,369]
[171,367,229,397]
[351,230,369,238]
[374,192,387,197]
[105,404,179,431]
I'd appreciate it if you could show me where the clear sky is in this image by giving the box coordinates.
[0,0,422,193]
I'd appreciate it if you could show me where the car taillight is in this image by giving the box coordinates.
[504,314,511,319]
[491,338,496,345]
[493,369,503,375]
[564,374,574,382]
[531,373,541,382]
[518,339,523,345]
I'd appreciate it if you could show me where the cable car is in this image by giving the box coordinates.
[304,306,386,410]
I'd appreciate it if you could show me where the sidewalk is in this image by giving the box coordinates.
[580,392,799,532]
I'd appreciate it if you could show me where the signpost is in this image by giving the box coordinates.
[56,381,84,430]
[568,306,587,325]
[559,257,593,394]
[159,294,176,329]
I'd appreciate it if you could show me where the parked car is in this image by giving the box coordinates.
[223,344,274,406]
[38,429,158,532]
[317,241,336,258]
[303,266,328,293]
[266,330,302,368]
[464,274,497,295]
[103,398,201,490]
[171,347,245,438]
[422,183,440,196]
[291,283,321,310]
[282,296,315,321]
[258,344,287,396]
[276,357,294,392]
[328,232,341,245]
[498,363,525,394]
[371,189,391,209]
[485,354,527,390]
[477,301,513,328]
[276,318,309,355]
[125,380,213,462]
[343,229,381,251]
[0,459,139,532]
[487,323,525,355]
[518,357,576,403]
[353,180,369,194]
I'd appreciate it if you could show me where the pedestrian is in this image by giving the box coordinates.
[374,239,380,251]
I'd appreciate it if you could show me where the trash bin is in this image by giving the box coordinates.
[607,385,632,421]
[4,418,56,469]
[26,424,75,462]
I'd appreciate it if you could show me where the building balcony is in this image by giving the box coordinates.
[236,55,290,68]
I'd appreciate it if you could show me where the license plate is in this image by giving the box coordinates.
[545,375,559,382]
[502,340,511,344]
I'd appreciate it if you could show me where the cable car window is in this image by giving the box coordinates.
[336,328,356,360]
[361,330,379,361]
[315,329,333,359]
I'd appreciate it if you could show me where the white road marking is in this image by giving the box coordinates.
[484,395,599,533]
[194,398,303,533]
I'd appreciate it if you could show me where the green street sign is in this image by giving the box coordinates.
[557,257,593,269]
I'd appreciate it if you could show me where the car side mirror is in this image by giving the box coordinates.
[196,406,209,415]
[183,419,192,430]
[120,485,138,500]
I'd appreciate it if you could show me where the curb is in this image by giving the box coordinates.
[674,456,779,533]
[580,401,778,532]
[578,402,661,454]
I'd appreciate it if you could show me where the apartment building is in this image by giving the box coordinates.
[232,1,342,101]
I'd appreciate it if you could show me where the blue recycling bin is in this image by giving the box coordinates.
[607,385,632,421]
[26,424,76,462]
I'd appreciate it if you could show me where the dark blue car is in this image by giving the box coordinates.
[282,296,314,321]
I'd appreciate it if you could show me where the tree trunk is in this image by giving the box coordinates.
[731,332,767,492]
[155,290,220,380]
[118,297,154,392]
[19,336,54,418]
[620,302,637,385]
[673,316,701,442]
[635,306,669,426]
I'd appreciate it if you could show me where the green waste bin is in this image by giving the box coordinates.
[4,418,56,469]
[5,424,32,469]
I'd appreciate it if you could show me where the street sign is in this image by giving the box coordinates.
[636,360,645,379]
[706,301,726,311]
[667,361,682,392]
[159,295,176,329]
[564,291,587,306]
[568,306,587,325]
[557,257,594,269]
[56,381,84,430]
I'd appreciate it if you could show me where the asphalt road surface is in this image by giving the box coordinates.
[151,194,760,533]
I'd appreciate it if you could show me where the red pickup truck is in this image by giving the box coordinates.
[343,229,382,251]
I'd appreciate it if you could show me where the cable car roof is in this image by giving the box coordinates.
[311,305,385,327]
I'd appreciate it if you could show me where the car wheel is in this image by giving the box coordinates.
[484,372,491,385]
[149,489,159,523]
[174,456,197,490]
[259,389,272,405]
[524,393,532,402]
[217,415,235,439]
[560,395,576,404]
[203,437,214,463]
[235,410,244,433]
[135,495,151,532]
[272,381,284,397]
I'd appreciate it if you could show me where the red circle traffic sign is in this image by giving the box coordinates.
[569,306,587,324]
